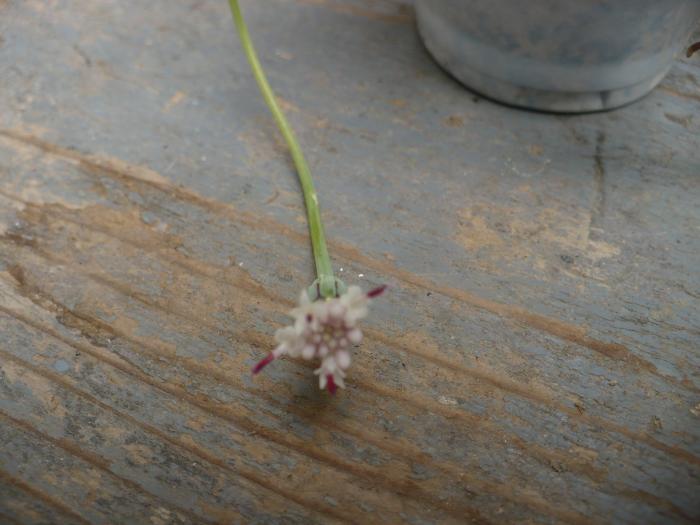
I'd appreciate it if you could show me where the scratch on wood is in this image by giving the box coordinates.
[163,91,186,112]
[591,131,606,231]
[664,113,692,128]
[657,84,700,103]
[264,188,280,205]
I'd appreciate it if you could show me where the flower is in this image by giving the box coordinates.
[253,284,387,393]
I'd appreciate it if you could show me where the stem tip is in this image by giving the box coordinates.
[326,374,337,394]
[367,284,388,298]
[252,353,275,375]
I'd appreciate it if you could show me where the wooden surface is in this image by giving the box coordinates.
[1,1,699,523]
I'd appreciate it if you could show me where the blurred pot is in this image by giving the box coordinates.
[415,0,700,112]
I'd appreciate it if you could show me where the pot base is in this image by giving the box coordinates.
[416,3,675,113]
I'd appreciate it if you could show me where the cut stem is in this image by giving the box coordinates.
[227,0,335,293]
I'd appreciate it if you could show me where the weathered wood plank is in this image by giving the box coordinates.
[0,468,90,525]
[0,408,199,525]
[0,0,698,523]
[0,136,696,522]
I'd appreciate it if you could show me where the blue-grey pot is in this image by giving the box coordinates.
[415,0,700,112]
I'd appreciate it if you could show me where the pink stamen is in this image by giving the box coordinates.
[326,374,337,394]
[367,284,388,298]
[252,353,275,374]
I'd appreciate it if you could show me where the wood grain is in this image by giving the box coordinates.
[0,0,698,523]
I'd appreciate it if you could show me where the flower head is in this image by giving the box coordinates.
[253,284,386,393]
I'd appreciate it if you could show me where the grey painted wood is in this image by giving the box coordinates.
[0,0,698,523]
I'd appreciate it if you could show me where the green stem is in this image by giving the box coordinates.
[228,0,336,296]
